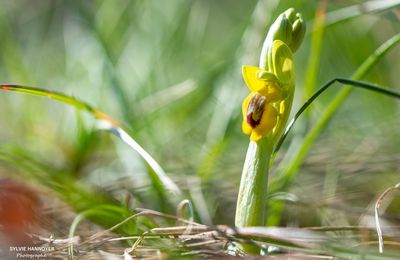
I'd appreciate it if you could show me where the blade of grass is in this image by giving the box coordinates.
[267,33,400,225]
[68,211,87,258]
[68,205,141,258]
[271,33,400,192]
[273,78,400,158]
[0,84,182,198]
[99,121,182,197]
[375,182,400,253]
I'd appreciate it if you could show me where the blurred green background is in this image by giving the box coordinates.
[0,0,399,241]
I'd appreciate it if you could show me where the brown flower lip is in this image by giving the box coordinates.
[246,93,266,128]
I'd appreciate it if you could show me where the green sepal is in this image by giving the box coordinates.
[271,40,294,85]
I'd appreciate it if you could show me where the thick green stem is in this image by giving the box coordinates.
[234,8,305,254]
[235,136,273,227]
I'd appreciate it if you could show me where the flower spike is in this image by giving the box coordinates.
[235,9,306,254]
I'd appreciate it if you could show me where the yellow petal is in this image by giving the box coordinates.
[250,131,263,142]
[242,93,252,118]
[251,104,278,140]
[242,120,252,135]
[242,65,267,92]
[242,93,253,135]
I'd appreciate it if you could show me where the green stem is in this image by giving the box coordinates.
[235,136,273,254]
[235,136,273,228]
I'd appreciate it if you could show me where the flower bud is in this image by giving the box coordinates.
[260,8,306,69]
[289,14,306,52]
[283,8,296,24]
[269,15,293,48]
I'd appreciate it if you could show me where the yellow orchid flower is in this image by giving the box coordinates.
[241,69,280,142]
[241,40,294,142]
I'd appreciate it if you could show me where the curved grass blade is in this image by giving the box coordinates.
[270,33,400,193]
[0,84,109,120]
[273,78,400,157]
[67,205,134,258]
[375,182,400,253]
[68,211,87,258]
[0,84,182,198]
[98,120,182,198]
